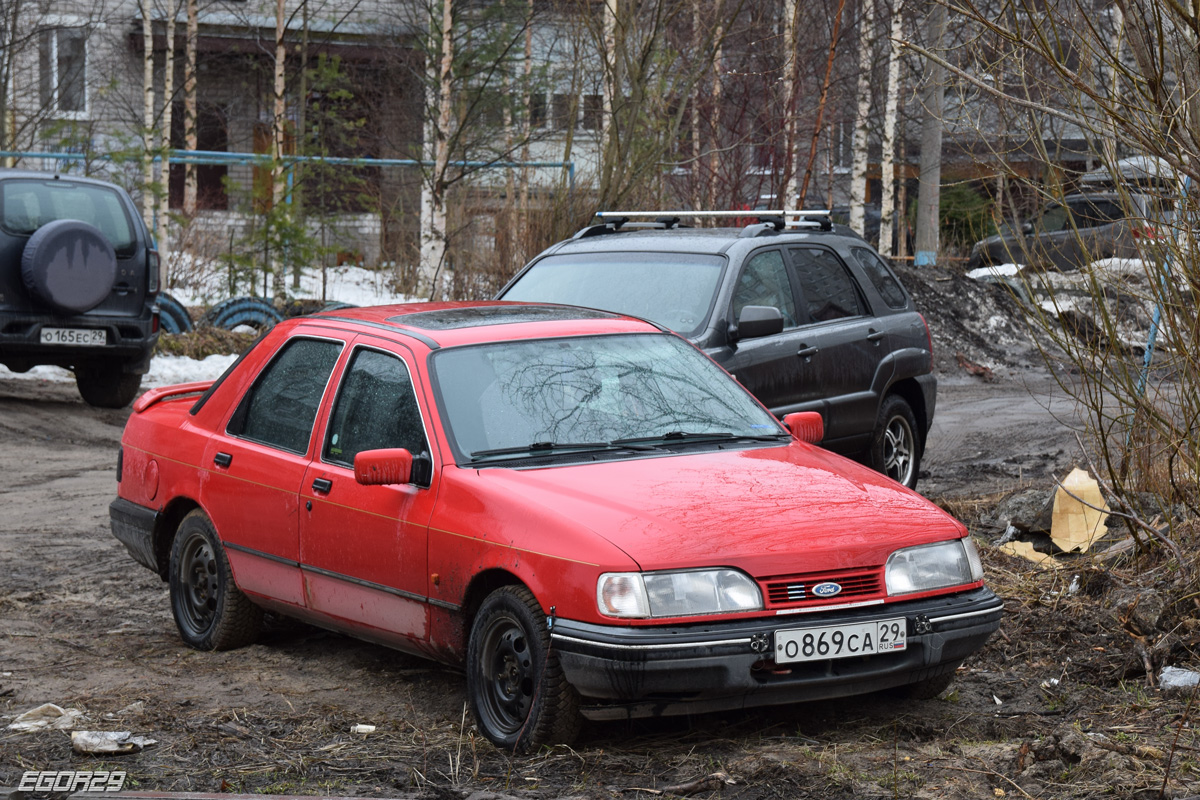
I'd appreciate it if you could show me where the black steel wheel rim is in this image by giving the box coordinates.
[177,532,219,636]
[477,614,536,736]
[883,415,915,486]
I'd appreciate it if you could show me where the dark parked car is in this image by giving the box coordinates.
[497,213,936,489]
[0,170,160,407]
[967,191,1161,271]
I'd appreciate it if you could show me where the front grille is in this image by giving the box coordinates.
[763,566,884,609]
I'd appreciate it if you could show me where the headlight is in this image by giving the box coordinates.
[598,569,763,618]
[885,538,984,596]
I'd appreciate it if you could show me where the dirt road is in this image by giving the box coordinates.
[1,371,1193,799]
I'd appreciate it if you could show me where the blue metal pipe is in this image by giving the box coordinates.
[1135,174,1192,399]
[0,149,574,171]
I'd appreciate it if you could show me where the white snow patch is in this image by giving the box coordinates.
[966,263,1021,280]
[0,354,237,388]
[166,263,419,309]
[1088,257,1146,277]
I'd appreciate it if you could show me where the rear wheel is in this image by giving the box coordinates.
[467,585,580,752]
[168,510,261,650]
[75,364,142,408]
[868,394,921,489]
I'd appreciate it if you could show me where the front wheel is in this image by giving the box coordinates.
[466,586,580,752]
[868,395,921,489]
[168,510,262,650]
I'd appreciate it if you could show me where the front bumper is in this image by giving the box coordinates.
[552,587,1001,719]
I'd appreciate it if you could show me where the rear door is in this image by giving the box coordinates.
[201,334,346,608]
[786,245,892,447]
[298,338,438,647]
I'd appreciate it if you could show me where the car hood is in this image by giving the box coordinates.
[469,443,964,576]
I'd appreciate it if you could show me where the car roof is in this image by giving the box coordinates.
[0,168,129,190]
[543,226,863,257]
[312,301,661,349]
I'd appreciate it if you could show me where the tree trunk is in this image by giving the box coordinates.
[878,0,903,257]
[419,0,453,300]
[781,0,799,211]
[182,0,198,217]
[141,0,155,229]
[913,0,947,267]
[797,0,847,209]
[599,0,618,204]
[272,0,287,302]
[849,0,875,235]
[156,0,176,272]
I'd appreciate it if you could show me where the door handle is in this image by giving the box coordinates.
[312,477,333,494]
[867,329,885,342]
[213,452,232,468]
[797,345,819,358]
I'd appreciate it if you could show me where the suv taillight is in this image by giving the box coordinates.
[1132,224,1158,240]
[147,250,160,293]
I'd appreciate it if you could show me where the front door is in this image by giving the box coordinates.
[299,340,437,648]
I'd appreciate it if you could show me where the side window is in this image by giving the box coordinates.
[228,338,343,454]
[850,246,907,309]
[1072,200,1123,228]
[324,348,428,467]
[732,250,798,328]
[788,247,866,322]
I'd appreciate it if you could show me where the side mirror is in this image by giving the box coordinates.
[736,305,785,340]
[782,411,824,444]
[354,448,413,485]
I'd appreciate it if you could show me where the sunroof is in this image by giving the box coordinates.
[387,305,619,330]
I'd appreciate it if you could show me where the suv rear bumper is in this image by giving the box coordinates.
[551,587,1001,719]
[0,307,158,373]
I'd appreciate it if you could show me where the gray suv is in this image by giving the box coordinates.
[0,170,159,407]
[497,215,936,489]
[967,191,1160,271]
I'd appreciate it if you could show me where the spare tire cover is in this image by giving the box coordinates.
[20,219,118,314]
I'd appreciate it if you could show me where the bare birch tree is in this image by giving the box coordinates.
[877,0,903,256]
[848,0,875,232]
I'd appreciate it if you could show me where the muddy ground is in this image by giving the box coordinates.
[3,290,1200,798]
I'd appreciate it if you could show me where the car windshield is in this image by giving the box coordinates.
[432,333,784,461]
[1,179,136,253]
[500,252,725,337]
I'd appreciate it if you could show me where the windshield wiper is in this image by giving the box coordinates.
[611,430,790,447]
[470,440,656,461]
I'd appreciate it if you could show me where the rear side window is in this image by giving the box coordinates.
[0,179,136,253]
[1070,199,1123,228]
[228,337,344,454]
[324,348,428,467]
[788,247,866,321]
[850,247,907,309]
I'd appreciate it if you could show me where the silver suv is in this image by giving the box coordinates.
[0,170,160,407]
[497,213,936,489]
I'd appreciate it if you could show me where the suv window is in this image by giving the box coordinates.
[850,246,907,309]
[229,337,344,454]
[324,348,427,466]
[1,179,136,253]
[500,252,724,336]
[1068,199,1123,228]
[732,250,797,327]
[788,247,865,321]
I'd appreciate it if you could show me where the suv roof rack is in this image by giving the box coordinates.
[589,209,834,237]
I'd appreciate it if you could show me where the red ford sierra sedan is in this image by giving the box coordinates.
[110,302,1001,751]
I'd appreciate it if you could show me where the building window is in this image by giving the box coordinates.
[39,28,87,116]
[552,93,574,130]
[529,93,547,128]
[581,94,602,131]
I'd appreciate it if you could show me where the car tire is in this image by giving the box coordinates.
[168,509,262,651]
[20,219,117,313]
[868,394,921,489]
[467,585,580,752]
[75,364,142,408]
